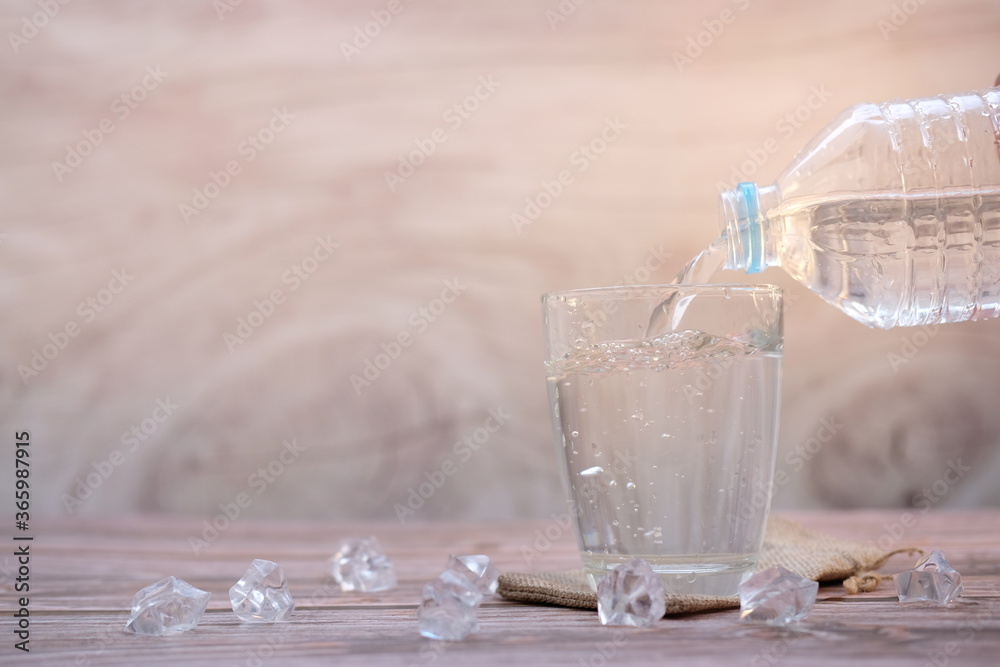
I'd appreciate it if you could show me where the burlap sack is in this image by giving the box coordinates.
[498,515,917,615]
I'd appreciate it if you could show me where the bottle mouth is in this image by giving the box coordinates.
[719,182,764,274]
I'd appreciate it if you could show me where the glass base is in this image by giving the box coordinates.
[583,553,756,597]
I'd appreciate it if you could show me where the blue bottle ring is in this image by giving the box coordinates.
[738,182,763,274]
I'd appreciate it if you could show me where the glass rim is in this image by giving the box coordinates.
[541,283,782,302]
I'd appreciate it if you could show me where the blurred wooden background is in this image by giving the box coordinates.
[2,0,1000,522]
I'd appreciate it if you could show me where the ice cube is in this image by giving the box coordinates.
[895,550,963,605]
[124,576,211,636]
[596,558,666,627]
[739,566,818,626]
[447,554,501,595]
[230,559,295,622]
[418,569,484,641]
[329,537,396,592]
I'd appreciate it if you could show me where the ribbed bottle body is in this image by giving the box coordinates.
[747,89,1000,328]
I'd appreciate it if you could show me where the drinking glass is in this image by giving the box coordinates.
[542,284,783,596]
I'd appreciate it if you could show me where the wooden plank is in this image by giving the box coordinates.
[3,511,999,665]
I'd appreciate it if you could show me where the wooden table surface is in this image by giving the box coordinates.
[5,511,1000,666]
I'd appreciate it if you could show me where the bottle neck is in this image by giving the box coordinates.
[719,182,780,274]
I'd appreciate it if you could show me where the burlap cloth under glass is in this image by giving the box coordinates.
[498,515,915,615]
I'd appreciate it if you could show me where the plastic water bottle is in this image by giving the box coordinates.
[719,87,1000,328]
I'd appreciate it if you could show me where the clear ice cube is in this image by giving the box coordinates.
[739,565,818,626]
[418,569,484,641]
[124,576,211,636]
[596,558,666,627]
[230,559,295,622]
[447,554,501,595]
[895,549,963,605]
[329,537,396,592]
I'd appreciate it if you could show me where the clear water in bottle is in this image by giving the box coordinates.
[770,189,1000,328]
[717,87,1000,328]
